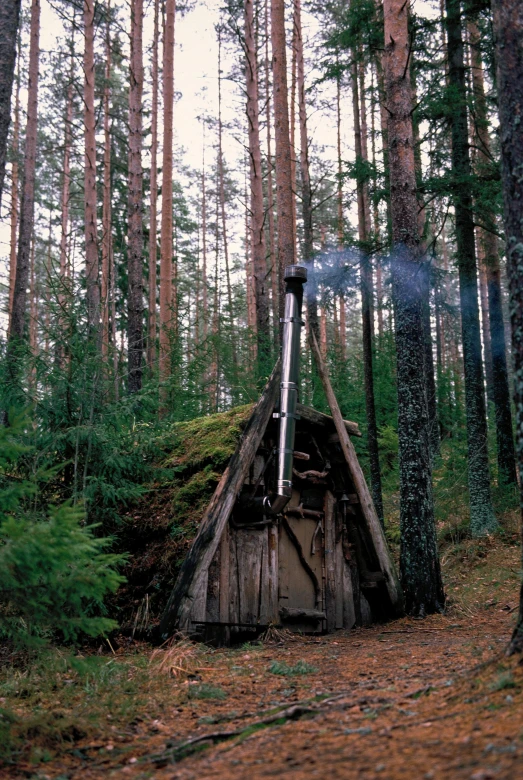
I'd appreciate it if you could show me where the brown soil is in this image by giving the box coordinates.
[3,539,523,780]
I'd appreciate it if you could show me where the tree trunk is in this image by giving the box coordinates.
[8,0,40,348]
[101,9,111,359]
[271,0,295,334]
[491,0,523,654]
[217,28,237,383]
[127,0,144,394]
[58,42,74,364]
[477,240,494,402]
[335,61,347,356]
[147,0,159,371]
[351,48,384,527]
[383,0,444,614]
[244,0,270,369]
[8,48,20,327]
[0,0,21,208]
[370,65,385,341]
[201,127,208,343]
[29,235,37,368]
[294,0,318,345]
[290,8,297,258]
[445,0,497,535]
[468,16,517,486]
[264,0,278,339]
[83,0,101,335]
[159,0,175,392]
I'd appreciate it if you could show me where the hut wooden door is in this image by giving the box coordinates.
[278,488,325,632]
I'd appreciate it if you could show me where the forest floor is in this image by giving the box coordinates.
[2,534,523,780]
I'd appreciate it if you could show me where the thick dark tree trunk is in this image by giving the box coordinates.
[491,0,523,655]
[8,0,40,349]
[383,0,444,615]
[127,0,144,394]
[0,0,21,208]
[445,0,497,535]
[468,17,517,487]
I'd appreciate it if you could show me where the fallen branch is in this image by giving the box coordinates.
[149,704,316,766]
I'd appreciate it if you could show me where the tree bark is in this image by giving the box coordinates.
[8,47,20,328]
[335,61,347,356]
[127,0,144,394]
[147,0,159,372]
[101,8,111,359]
[0,0,21,208]
[83,0,101,335]
[477,240,494,402]
[159,0,175,392]
[468,16,517,486]
[383,0,444,615]
[263,0,278,338]
[351,47,384,527]
[8,0,40,348]
[217,27,237,382]
[201,126,208,343]
[445,0,497,535]
[271,0,295,334]
[294,0,319,345]
[57,41,74,364]
[491,0,523,654]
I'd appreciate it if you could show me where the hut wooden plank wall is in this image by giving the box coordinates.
[159,362,404,643]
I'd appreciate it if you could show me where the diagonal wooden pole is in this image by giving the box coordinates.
[309,330,404,615]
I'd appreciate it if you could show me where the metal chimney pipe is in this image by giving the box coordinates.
[264,265,307,515]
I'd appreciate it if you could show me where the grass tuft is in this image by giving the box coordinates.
[267,660,318,676]
[188,683,227,700]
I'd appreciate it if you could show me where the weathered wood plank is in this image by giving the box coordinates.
[323,490,337,632]
[296,403,361,437]
[205,543,221,623]
[219,526,230,624]
[237,528,264,624]
[159,361,281,638]
[310,332,404,616]
[189,570,208,624]
[280,607,326,620]
[334,504,344,630]
[266,523,279,624]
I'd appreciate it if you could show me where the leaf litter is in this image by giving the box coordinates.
[1,537,523,779]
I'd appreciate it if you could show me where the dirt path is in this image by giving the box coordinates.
[27,610,521,780]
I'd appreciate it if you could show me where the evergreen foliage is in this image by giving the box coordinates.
[0,413,125,647]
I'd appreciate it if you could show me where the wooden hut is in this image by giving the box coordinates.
[159,351,403,644]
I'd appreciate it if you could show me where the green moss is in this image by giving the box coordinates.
[160,405,253,472]
[171,465,223,529]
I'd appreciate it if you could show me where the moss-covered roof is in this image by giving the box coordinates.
[160,404,253,472]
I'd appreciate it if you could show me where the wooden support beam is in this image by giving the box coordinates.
[159,361,281,638]
[296,403,361,437]
[309,331,404,616]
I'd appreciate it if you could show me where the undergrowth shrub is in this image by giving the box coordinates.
[0,413,125,648]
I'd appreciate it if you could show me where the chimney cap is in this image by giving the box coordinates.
[284,265,307,283]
